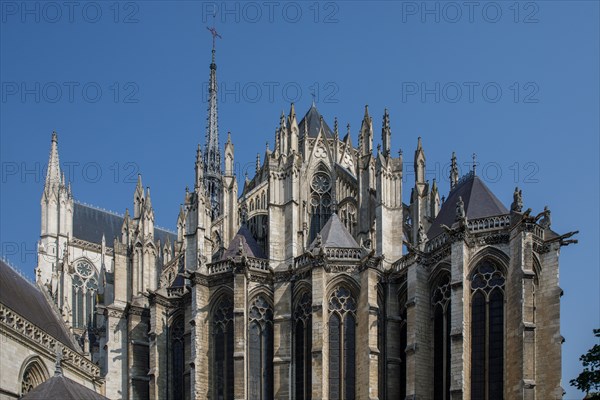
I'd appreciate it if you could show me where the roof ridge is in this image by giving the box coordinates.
[75,201,176,234]
[0,256,36,287]
[74,200,124,218]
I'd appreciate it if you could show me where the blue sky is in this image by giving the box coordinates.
[0,1,598,397]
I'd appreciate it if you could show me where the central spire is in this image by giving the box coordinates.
[203,23,223,220]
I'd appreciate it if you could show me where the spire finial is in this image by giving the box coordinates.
[45,131,61,189]
[334,117,339,137]
[472,152,477,175]
[382,108,391,157]
[450,151,459,190]
[207,13,221,63]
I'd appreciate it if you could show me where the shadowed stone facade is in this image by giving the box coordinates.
[23,39,579,400]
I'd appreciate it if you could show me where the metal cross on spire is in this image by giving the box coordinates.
[207,26,221,49]
[206,13,222,61]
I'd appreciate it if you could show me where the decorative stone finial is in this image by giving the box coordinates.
[511,187,523,212]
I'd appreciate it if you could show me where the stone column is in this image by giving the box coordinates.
[535,242,563,399]
[191,278,211,398]
[105,307,128,400]
[273,279,292,399]
[405,260,433,399]
[311,263,326,398]
[450,238,469,400]
[148,299,168,400]
[506,227,529,398]
[357,266,380,400]
[233,270,247,400]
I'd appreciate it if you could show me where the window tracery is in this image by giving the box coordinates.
[71,260,98,329]
[294,292,312,400]
[21,359,47,395]
[248,295,273,400]
[309,169,332,242]
[171,316,185,400]
[471,261,505,400]
[328,286,356,400]
[213,297,234,399]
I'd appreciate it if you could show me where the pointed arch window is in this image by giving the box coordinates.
[21,358,49,395]
[328,286,357,400]
[212,296,234,400]
[432,273,452,400]
[294,292,312,400]
[248,295,273,400]
[309,169,332,242]
[71,260,98,329]
[470,261,505,400]
[171,317,185,400]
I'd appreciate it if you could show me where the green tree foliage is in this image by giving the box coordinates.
[571,329,600,399]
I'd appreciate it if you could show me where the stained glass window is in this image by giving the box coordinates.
[470,261,505,400]
[309,169,332,242]
[294,292,312,400]
[213,297,234,399]
[71,260,97,329]
[171,317,185,400]
[328,286,357,400]
[248,295,273,400]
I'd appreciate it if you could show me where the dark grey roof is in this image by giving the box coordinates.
[21,373,108,400]
[0,259,77,351]
[428,174,509,239]
[298,104,334,139]
[73,202,176,245]
[221,225,266,259]
[309,213,360,249]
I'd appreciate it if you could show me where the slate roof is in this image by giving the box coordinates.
[21,373,108,400]
[298,104,334,139]
[73,202,176,245]
[0,259,77,351]
[427,174,509,239]
[309,213,360,249]
[221,225,266,259]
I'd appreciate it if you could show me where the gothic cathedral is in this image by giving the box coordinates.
[30,37,577,400]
